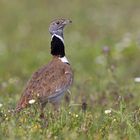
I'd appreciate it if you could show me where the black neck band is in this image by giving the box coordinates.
[51,36,65,57]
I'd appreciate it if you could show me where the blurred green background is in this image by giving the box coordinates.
[0,0,140,139]
[0,0,140,107]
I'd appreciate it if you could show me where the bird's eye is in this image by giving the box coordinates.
[56,21,60,25]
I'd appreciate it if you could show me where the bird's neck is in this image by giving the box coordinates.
[51,34,69,64]
[51,34,65,58]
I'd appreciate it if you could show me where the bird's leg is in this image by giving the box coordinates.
[39,102,47,119]
[52,101,60,112]
[64,90,71,105]
[39,102,48,127]
[51,101,61,119]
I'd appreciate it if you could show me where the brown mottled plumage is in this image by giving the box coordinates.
[15,19,73,116]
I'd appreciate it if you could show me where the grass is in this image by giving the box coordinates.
[0,0,140,139]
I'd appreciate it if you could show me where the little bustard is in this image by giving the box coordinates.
[15,19,73,117]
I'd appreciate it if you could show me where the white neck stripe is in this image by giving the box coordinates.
[52,34,64,44]
[59,56,69,64]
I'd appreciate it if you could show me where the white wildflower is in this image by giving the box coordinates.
[29,99,35,104]
[75,114,79,118]
[104,109,112,114]
[134,77,140,83]
[0,103,3,108]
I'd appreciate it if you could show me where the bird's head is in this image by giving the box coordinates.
[49,18,72,38]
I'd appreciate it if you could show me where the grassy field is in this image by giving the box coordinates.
[0,0,140,139]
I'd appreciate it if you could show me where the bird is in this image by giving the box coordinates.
[15,18,73,118]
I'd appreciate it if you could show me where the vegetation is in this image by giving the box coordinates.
[0,0,140,139]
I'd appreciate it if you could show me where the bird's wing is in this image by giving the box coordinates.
[37,62,73,103]
[46,68,73,103]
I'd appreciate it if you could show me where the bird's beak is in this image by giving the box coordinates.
[63,19,72,25]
